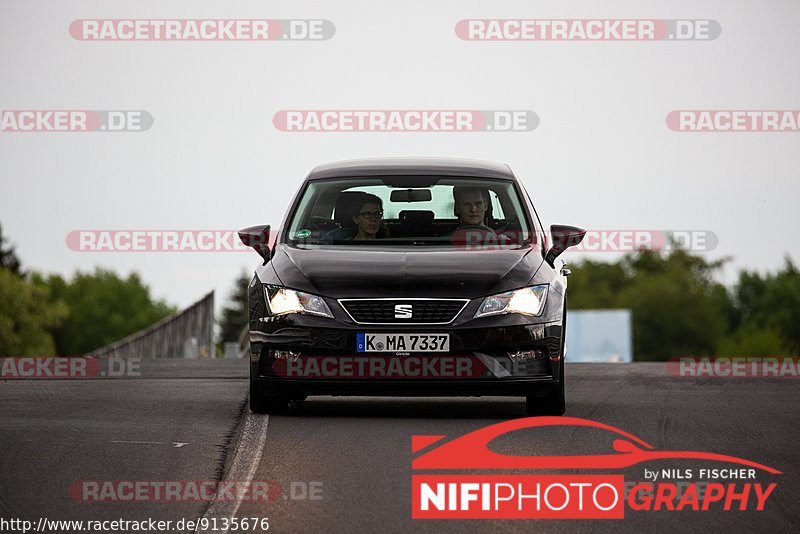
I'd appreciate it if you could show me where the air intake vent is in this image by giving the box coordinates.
[339,299,468,324]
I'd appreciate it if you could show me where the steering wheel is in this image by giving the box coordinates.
[491,217,517,234]
[452,224,517,246]
[457,224,498,234]
[309,216,339,233]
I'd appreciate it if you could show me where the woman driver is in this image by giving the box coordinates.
[351,193,389,240]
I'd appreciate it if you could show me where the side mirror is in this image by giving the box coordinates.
[238,224,271,261]
[546,224,586,267]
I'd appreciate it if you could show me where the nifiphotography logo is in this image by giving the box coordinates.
[411,417,780,519]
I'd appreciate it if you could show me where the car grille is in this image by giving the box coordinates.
[339,299,468,324]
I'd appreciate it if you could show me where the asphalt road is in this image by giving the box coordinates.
[1,360,798,533]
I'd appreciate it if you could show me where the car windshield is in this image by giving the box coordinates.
[285,176,535,249]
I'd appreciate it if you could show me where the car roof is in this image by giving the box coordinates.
[306,157,516,181]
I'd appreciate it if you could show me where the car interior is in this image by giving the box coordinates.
[289,181,532,246]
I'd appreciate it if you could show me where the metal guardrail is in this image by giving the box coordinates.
[86,291,215,359]
[221,326,250,359]
[237,324,250,358]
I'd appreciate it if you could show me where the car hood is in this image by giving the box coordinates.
[270,245,543,299]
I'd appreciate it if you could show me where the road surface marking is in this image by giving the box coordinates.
[109,440,190,447]
[195,413,270,534]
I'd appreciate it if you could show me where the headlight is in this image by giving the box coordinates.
[474,285,548,318]
[265,286,334,318]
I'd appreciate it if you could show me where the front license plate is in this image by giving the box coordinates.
[356,333,449,353]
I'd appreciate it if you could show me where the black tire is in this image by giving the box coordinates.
[249,367,289,414]
[525,368,565,416]
[525,299,567,416]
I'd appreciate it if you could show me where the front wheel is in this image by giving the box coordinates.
[250,367,290,414]
[525,299,567,416]
[525,367,565,416]
[250,381,289,414]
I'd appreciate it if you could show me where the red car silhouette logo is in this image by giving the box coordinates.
[412,416,781,474]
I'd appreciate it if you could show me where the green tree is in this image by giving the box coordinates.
[37,268,176,355]
[0,268,67,355]
[0,223,22,276]
[717,324,792,357]
[568,249,734,361]
[618,250,733,361]
[563,259,630,309]
[218,272,251,344]
[731,257,800,353]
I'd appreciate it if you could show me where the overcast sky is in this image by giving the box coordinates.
[1,0,798,310]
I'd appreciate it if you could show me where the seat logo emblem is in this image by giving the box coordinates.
[395,304,413,319]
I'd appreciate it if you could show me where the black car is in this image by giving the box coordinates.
[239,158,585,415]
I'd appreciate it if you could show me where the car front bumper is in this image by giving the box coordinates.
[249,318,564,398]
